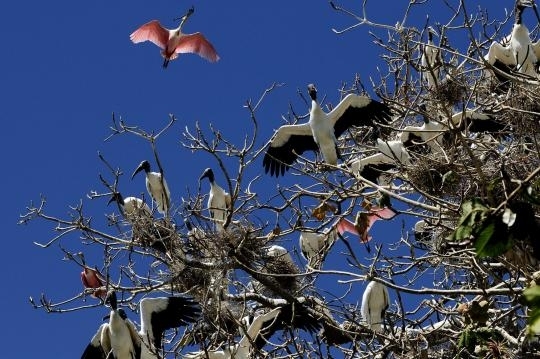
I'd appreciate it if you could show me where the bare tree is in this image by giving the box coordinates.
[20,1,540,358]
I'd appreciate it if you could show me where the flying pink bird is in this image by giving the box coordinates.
[337,206,398,251]
[130,7,220,68]
[81,266,106,299]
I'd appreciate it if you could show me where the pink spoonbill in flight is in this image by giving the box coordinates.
[130,7,220,68]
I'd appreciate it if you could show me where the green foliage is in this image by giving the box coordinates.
[450,198,513,258]
[524,285,540,334]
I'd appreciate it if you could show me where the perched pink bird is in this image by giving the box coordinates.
[337,206,398,251]
[130,7,220,68]
[81,266,106,299]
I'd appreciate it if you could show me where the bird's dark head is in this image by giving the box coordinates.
[516,0,534,23]
[107,192,123,206]
[174,6,195,23]
[307,84,318,101]
[105,290,118,310]
[427,26,438,41]
[185,219,193,231]
[132,160,150,179]
[199,167,214,182]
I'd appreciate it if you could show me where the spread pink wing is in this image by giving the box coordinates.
[175,32,220,62]
[130,20,169,49]
[370,206,398,220]
[336,218,359,236]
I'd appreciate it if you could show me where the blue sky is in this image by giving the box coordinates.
[1,0,517,357]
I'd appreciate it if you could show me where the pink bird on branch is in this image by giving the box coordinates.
[130,7,220,68]
[80,265,106,300]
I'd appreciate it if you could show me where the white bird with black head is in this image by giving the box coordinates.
[108,192,152,223]
[484,0,540,78]
[132,160,171,216]
[263,84,392,177]
[421,26,443,89]
[81,290,201,359]
[199,168,231,231]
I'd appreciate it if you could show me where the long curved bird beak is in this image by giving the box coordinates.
[131,163,144,180]
[174,6,195,22]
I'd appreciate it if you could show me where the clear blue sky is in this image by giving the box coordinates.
[1,0,514,357]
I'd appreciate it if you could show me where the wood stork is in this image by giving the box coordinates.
[81,291,201,359]
[401,108,503,154]
[361,280,390,333]
[184,307,282,359]
[132,160,171,216]
[337,205,398,250]
[108,192,152,223]
[299,217,357,268]
[421,26,443,89]
[400,117,448,155]
[199,168,232,232]
[130,7,219,68]
[299,226,339,268]
[349,139,411,183]
[263,84,392,177]
[484,0,540,78]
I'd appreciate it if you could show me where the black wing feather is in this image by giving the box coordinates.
[334,100,392,139]
[255,303,321,349]
[81,343,107,359]
[150,296,201,349]
[263,134,318,177]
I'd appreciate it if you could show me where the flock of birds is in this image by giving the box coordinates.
[73,1,540,358]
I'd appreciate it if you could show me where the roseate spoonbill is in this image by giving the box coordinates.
[263,84,392,177]
[81,291,201,359]
[81,266,106,300]
[130,7,220,68]
[132,160,170,216]
[484,0,540,78]
[421,26,443,89]
[361,280,390,333]
[337,205,398,250]
[199,168,231,232]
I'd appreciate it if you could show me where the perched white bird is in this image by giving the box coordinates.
[299,226,339,267]
[484,0,540,78]
[184,307,282,359]
[200,168,232,231]
[361,281,390,333]
[130,6,219,68]
[349,139,411,183]
[263,84,392,177]
[421,26,443,89]
[132,160,171,216]
[81,291,201,359]
[108,192,152,223]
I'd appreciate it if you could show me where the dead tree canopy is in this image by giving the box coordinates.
[21,1,540,358]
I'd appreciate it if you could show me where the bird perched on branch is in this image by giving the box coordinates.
[484,0,540,78]
[132,160,170,216]
[108,192,152,223]
[263,84,392,177]
[199,168,232,232]
[130,7,219,68]
[348,138,411,183]
[184,308,282,359]
[81,290,201,359]
[421,26,443,89]
[361,280,390,333]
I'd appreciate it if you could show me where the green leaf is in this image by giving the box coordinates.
[474,220,495,257]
